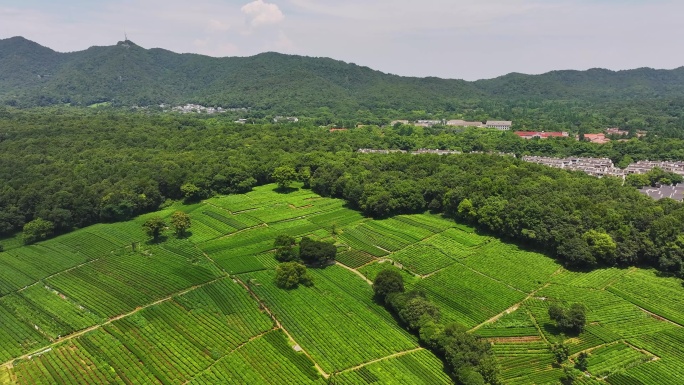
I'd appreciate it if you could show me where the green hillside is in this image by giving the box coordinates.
[1,36,684,115]
[0,36,481,110]
[0,184,683,384]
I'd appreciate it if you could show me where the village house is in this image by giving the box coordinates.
[413,120,443,127]
[625,161,684,177]
[522,156,625,178]
[582,133,610,144]
[605,128,629,136]
[445,120,485,127]
[357,148,408,154]
[515,131,569,139]
[412,149,462,155]
[485,120,513,130]
[273,116,299,123]
[640,184,684,201]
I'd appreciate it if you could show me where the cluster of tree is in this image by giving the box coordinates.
[548,303,587,334]
[274,262,313,289]
[141,211,191,242]
[552,343,589,384]
[274,235,336,265]
[272,234,335,289]
[299,237,336,265]
[309,152,684,277]
[373,269,500,385]
[274,235,299,262]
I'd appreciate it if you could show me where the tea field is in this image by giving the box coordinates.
[1,184,684,384]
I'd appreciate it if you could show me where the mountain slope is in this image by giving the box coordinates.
[0,36,683,111]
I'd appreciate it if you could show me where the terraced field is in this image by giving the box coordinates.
[1,184,684,384]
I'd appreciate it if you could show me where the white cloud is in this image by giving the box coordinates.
[207,19,230,32]
[241,0,285,27]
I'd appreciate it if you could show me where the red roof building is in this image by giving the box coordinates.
[583,133,610,144]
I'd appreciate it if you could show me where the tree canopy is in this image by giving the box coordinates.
[142,217,166,241]
[274,234,298,262]
[299,237,336,265]
[1,110,684,278]
[22,218,54,245]
[170,211,191,237]
[372,269,405,302]
[271,166,298,190]
[274,262,313,289]
[548,303,587,333]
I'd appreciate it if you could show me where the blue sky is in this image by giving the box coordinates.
[1,0,681,80]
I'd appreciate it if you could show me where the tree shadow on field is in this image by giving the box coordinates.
[145,235,169,245]
[273,186,299,194]
[175,231,193,239]
[542,322,563,336]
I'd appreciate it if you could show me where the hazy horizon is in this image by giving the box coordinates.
[1,0,682,81]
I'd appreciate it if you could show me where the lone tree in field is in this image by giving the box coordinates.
[143,217,167,241]
[299,237,336,265]
[373,269,404,303]
[271,166,298,190]
[170,211,191,237]
[274,262,313,289]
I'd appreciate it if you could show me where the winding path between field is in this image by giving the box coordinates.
[0,276,227,371]
[233,276,331,379]
[336,347,425,374]
[468,281,553,333]
[335,261,373,285]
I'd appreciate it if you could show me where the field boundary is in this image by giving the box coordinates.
[181,327,279,385]
[0,275,227,370]
[335,347,425,374]
[233,276,330,379]
[469,283,551,333]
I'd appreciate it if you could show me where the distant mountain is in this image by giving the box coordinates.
[1,36,683,112]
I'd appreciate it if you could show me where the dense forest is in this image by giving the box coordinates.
[2,37,684,134]
[2,108,684,278]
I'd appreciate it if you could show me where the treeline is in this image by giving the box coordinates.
[1,110,684,278]
[373,270,499,385]
[310,153,684,275]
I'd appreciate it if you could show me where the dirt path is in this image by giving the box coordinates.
[181,327,279,385]
[486,336,542,343]
[527,309,552,345]
[469,282,550,333]
[0,275,227,370]
[336,347,424,374]
[16,253,115,295]
[234,277,330,379]
[335,262,373,285]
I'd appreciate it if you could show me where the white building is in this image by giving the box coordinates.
[486,121,512,130]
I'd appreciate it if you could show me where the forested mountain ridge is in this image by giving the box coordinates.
[1,36,684,113]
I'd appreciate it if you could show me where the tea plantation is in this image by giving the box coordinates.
[0,184,683,384]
